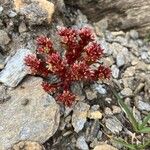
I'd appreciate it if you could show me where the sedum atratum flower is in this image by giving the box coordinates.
[25,27,111,107]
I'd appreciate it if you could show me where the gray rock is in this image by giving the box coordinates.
[105,117,122,134]
[112,105,122,114]
[123,66,136,77]
[0,30,10,46]
[75,10,88,27]
[0,76,60,150]
[0,48,32,87]
[71,82,83,96]
[114,36,128,46]
[13,0,55,25]
[111,65,119,79]
[129,30,139,40]
[141,52,148,60]
[109,42,130,67]
[104,30,114,42]
[85,120,101,142]
[85,89,97,100]
[100,39,112,56]
[76,136,89,150]
[0,5,3,14]
[116,52,126,67]
[19,22,27,33]
[0,53,5,69]
[121,88,133,97]
[8,10,17,17]
[136,100,150,111]
[72,102,90,133]
[93,84,107,95]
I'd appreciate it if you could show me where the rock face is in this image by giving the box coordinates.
[64,0,150,37]
[13,0,55,25]
[0,48,32,87]
[0,76,60,150]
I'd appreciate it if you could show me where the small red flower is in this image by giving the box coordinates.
[42,82,57,93]
[57,90,75,107]
[24,54,41,74]
[96,65,112,79]
[84,42,103,62]
[36,36,53,54]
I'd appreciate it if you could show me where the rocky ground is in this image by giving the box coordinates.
[0,0,150,150]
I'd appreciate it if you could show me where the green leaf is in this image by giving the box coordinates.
[141,140,150,148]
[139,113,150,130]
[139,127,150,133]
[113,138,136,150]
[110,87,139,132]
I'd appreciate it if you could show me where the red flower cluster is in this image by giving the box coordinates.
[25,27,111,106]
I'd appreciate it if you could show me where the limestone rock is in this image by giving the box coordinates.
[0,30,10,45]
[76,136,89,150]
[0,48,32,87]
[11,141,45,150]
[105,117,122,134]
[13,0,55,25]
[72,102,90,133]
[0,76,60,150]
[94,144,118,150]
[121,88,133,97]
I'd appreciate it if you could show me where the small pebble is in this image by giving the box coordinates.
[112,105,122,114]
[76,136,89,150]
[121,88,133,96]
[136,100,150,112]
[111,65,119,78]
[129,30,139,39]
[8,10,17,17]
[85,89,97,100]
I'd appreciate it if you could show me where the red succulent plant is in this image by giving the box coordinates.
[24,27,111,107]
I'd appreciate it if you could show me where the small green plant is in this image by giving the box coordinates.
[113,138,150,150]
[110,85,150,149]
[111,87,150,133]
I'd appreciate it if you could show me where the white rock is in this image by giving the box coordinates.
[116,52,126,67]
[0,76,60,150]
[111,65,119,78]
[93,84,107,95]
[136,100,150,111]
[0,5,3,14]
[8,10,17,17]
[129,30,139,39]
[121,88,133,96]
[76,136,89,150]
[0,48,32,87]
[100,39,112,56]
[141,52,148,60]
[72,102,90,133]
